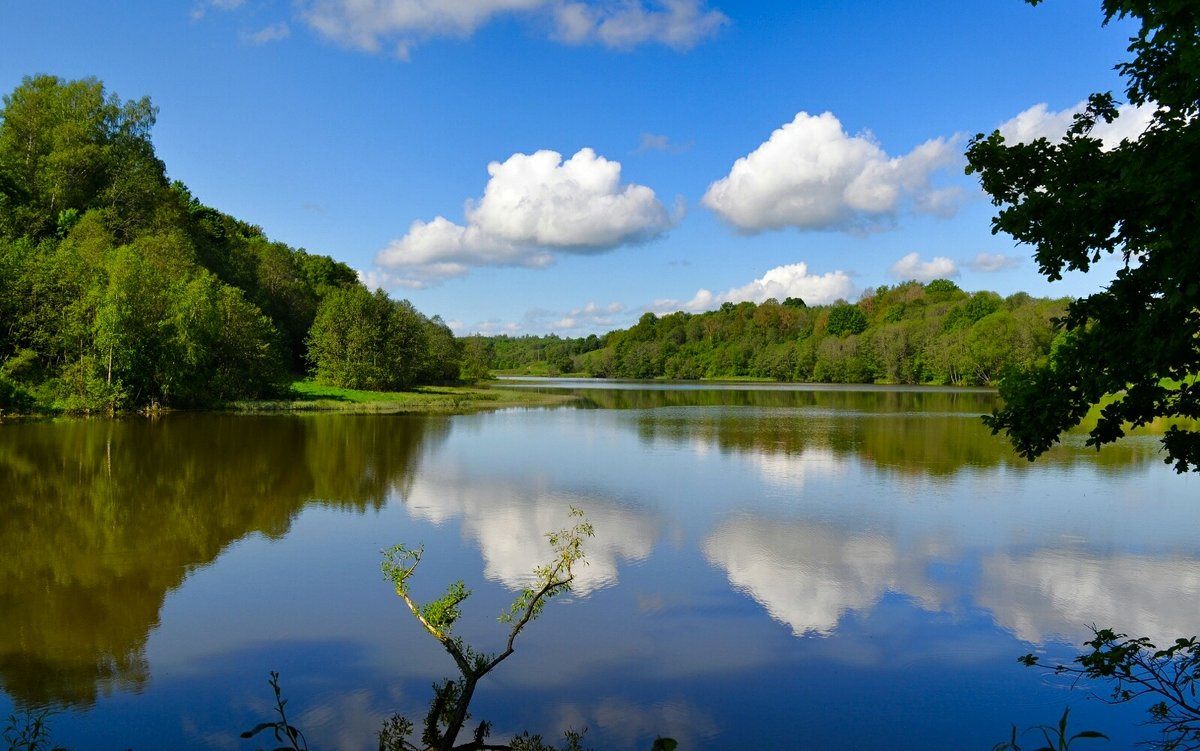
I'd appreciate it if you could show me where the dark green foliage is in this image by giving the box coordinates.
[459,336,495,382]
[825,304,868,336]
[1019,628,1200,750]
[968,0,1200,471]
[420,316,464,384]
[0,374,33,413]
[924,278,964,302]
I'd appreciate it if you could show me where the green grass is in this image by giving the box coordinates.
[1069,375,1200,434]
[225,379,576,414]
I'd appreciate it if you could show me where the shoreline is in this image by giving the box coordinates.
[226,382,579,414]
[0,381,579,420]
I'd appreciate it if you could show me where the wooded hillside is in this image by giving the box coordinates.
[467,281,1071,387]
[0,75,460,413]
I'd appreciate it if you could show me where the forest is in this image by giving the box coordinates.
[468,281,1071,387]
[0,75,462,413]
[0,74,1075,417]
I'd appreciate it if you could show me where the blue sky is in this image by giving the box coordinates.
[1,1,1148,335]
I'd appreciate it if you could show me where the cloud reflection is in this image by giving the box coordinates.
[704,511,1200,649]
[702,516,951,636]
[547,697,720,750]
[979,550,1200,646]
[404,471,657,595]
[297,688,395,751]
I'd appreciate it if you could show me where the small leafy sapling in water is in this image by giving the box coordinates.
[2,710,67,751]
[240,671,308,751]
[992,707,1107,751]
[379,506,596,751]
[247,509,676,750]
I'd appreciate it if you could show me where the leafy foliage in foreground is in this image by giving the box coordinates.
[993,708,1108,751]
[2,711,66,751]
[1021,629,1200,751]
[978,1,1200,747]
[469,281,1069,386]
[967,0,1200,472]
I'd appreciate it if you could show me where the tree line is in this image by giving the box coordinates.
[0,74,461,413]
[466,280,1071,387]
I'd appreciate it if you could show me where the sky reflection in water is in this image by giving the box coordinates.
[0,384,1196,750]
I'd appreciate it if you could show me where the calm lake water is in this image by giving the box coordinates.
[1,381,1197,750]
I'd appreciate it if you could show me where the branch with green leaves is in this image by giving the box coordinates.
[379,507,596,751]
[245,508,675,751]
[1020,628,1200,750]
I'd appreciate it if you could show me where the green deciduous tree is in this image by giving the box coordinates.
[825,304,868,337]
[420,315,464,384]
[923,278,965,303]
[459,336,495,382]
[506,286,1056,386]
[970,4,1200,748]
[306,285,433,391]
[0,74,164,242]
[966,0,1200,472]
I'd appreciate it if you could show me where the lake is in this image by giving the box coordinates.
[1,381,1197,750]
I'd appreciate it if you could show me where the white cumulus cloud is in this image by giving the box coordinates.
[966,252,1020,273]
[375,148,675,285]
[551,0,728,50]
[653,262,855,314]
[468,148,674,247]
[702,111,964,234]
[889,252,958,282]
[998,100,1155,150]
[296,0,725,57]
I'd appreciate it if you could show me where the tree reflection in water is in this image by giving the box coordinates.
[0,413,445,709]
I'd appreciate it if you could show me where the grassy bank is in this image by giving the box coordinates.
[225,379,577,414]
